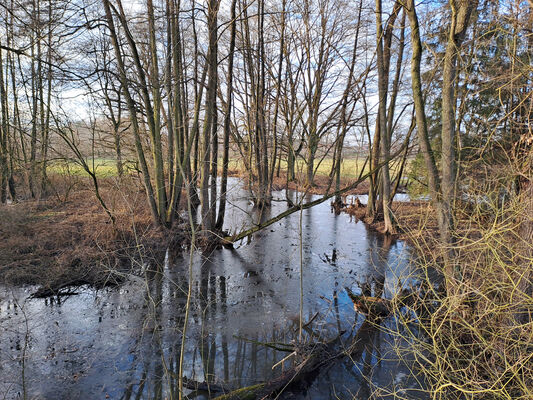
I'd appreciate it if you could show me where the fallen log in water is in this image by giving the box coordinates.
[204,287,419,399]
[211,318,386,400]
[31,279,94,298]
[181,377,234,394]
[183,321,382,400]
[212,335,344,400]
[30,272,125,298]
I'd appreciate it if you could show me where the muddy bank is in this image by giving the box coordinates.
[0,176,173,291]
[271,173,371,196]
[341,200,439,242]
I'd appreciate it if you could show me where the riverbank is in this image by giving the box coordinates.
[0,173,430,289]
[271,173,371,196]
[342,200,439,242]
[0,175,167,290]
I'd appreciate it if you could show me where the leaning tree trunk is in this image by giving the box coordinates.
[102,0,160,225]
[146,0,168,221]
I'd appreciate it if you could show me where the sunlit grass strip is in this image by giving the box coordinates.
[227,157,371,179]
[46,158,137,178]
[47,156,408,182]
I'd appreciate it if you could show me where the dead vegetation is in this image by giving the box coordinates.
[0,173,173,292]
[389,179,532,398]
[342,199,440,242]
[333,159,533,399]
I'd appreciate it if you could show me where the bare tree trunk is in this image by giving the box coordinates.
[268,0,287,195]
[208,92,218,229]
[146,0,168,220]
[166,0,187,225]
[200,0,220,232]
[253,0,270,207]
[386,9,406,141]
[29,0,39,198]
[375,0,396,234]
[165,0,175,190]
[440,0,477,271]
[367,1,400,223]
[0,48,7,203]
[405,0,446,240]
[216,0,237,231]
[40,2,53,195]
[190,2,200,202]
[188,61,208,208]
[6,11,19,201]
[366,119,381,220]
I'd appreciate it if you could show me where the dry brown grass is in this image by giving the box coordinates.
[0,174,167,290]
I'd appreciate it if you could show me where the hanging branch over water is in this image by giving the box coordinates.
[224,135,411,244]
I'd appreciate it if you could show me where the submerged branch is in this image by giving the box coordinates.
[213,320,379,400]
[232,335,295,353]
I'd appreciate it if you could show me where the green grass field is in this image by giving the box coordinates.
[228,157,370,179]
[48,156,403,181]
[47,158,137,178]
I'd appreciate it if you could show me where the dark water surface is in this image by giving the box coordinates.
[0,179,425,399]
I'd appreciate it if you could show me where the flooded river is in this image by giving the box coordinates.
[0,179,425,399]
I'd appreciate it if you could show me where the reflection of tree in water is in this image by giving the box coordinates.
[362,228,394,298]
[121,257,168,400]
[351,233,393,399]
[107,222,403,399]
[116,252,298,398]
